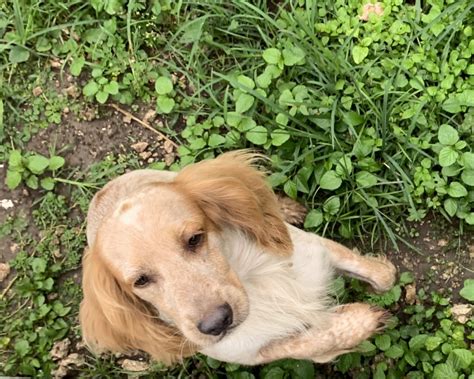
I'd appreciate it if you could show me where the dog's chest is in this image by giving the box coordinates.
[200,228,333,364]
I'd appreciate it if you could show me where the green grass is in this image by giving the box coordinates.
[1,0,473,377]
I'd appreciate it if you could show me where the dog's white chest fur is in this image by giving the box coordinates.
[200,224,334,364]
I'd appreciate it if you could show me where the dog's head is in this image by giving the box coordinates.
[80,151,292,364]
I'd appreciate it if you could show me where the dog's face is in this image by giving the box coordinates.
[98,184,249,347]
[80,151,293,364]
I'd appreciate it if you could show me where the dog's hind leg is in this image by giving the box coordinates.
[320,238,397,293]
[255,303,389,364]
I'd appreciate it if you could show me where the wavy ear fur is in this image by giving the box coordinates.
[175,151,293,256]
[79,245,196,364]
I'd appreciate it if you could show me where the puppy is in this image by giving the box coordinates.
[80,151,396,365]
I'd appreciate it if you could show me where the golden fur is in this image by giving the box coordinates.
[80,151,292,363]
[175,151,293,256]
[81,245,194,364]
[80,151,397,365]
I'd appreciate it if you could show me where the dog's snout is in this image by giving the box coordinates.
[197,303,233,336]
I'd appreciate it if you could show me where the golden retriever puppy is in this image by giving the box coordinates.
[80,151,396,365]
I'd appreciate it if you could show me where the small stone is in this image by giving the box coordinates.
[163,140,174,154]
[52,365,68,378]
[0,263,10,282]
[63,107,70,114]
[75,340,86,350]
[0,199,14,209]
[437,239,448,247]
[143,109,156,124]
[66,353,84,366]
[33,86,43,97]
[50,60,61,68]
[52,353,85,378]
[405,284,417,305]
[107,128,117,138]
[65,85,79,98]
[468,245,474,259]
[123,115,132,124]
[451,304,472,324]
[50,338,71,361]
[131,142,149,153]
[121,359,150,372]
[164,153,176,166]
[139,151,152,160]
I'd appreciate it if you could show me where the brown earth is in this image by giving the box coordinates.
[386,216,474,301]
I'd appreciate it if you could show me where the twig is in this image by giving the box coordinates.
[0,274,18,300]
[3,298,30,320]
[109,103,179,148]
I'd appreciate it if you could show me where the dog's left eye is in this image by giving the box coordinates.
[188,233,203,249]
[134,275,151,287]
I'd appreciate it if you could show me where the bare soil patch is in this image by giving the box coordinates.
[387,216,473,301]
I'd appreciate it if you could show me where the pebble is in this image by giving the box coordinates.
[131,142,149,153]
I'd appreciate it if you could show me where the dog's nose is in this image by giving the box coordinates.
[197,303,233,336]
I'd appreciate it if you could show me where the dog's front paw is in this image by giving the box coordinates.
[367,256,397,293]
[335,303,390,343]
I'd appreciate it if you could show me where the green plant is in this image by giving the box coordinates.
[155,75,176,114]
[459,279,474,302]
[0,153,142,377]
[332,273,474,378]
[5,150,65,190]
[169,0,474,244]
[0,194,84,376]
[83,68,120,104]
[1,253,72,375]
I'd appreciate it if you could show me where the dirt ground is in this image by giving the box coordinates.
[386,217,474,301]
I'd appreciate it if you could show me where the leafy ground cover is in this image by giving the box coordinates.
[0,0,473,377]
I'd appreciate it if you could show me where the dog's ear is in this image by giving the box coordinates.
[79,243,195,364]
[175,150,292,256]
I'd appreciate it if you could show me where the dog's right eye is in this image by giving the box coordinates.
[188,233,203,249]
[134,275,150,288]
